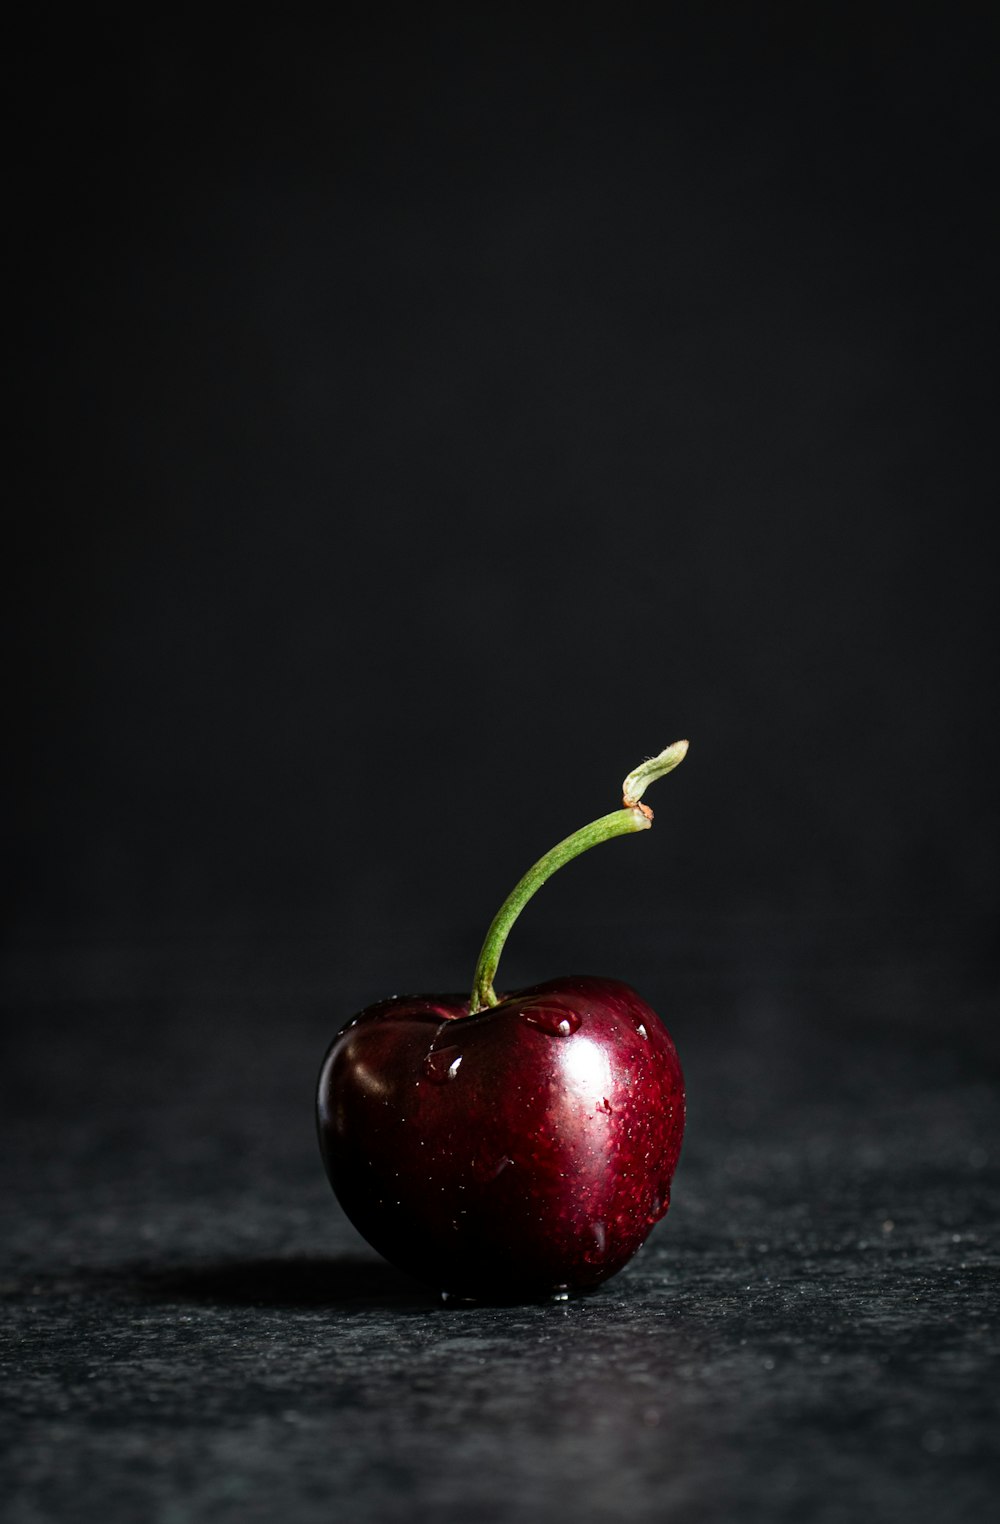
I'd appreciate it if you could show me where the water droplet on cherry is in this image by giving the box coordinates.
[470,1152,515,1183]
[637,1023,648,1040]
[423,1047,463,1083]
[646,1183,671,1223]
[522,1005,582,1037]
[583,1220,608,1263]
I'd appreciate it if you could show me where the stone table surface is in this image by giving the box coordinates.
[2,927,998,1522]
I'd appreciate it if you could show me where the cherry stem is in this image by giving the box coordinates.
[468,741,688,1013]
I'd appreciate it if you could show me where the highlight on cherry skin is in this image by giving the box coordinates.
[316,742,689,1303]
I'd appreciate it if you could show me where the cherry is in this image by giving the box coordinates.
[316,743,689,1301]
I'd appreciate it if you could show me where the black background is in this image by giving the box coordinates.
[4,8,999,1522]
[8,4,997,970]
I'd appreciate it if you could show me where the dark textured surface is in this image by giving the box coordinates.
[2,925,998,1522]
[7,8,997,1519]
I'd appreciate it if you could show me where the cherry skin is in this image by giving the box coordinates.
[316,974,684,1300]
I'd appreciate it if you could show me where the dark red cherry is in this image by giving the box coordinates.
[316,974,684,1299]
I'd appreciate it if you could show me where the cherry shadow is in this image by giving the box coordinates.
[137,1254,438,1312]
[134,1255,605,1311]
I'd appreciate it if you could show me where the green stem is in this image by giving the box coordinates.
[469,741,688,1013]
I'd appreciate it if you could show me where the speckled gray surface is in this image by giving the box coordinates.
[2,930,998,1522]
